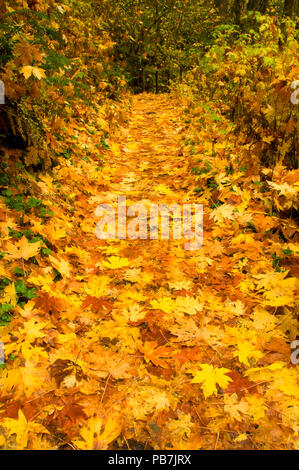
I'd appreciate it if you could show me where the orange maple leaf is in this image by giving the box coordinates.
[139,341,173,368]
[5,236,42,260]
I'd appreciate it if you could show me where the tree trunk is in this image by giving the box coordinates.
[179,67,183,82]
[141,67,145,92]
[140,26,146,92]
[154,0,161,94]
[167,70,170,87]
[247,0,269,13]
[284,0,298,17]
[155,71,159,94]
[0,1,6,19]
[214,0,229,17]
[234,0,243,25]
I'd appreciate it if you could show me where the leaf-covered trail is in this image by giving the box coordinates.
[0,94,298,450]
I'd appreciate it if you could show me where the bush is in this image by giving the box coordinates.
[0,0,127,170]
[184,13,299,168]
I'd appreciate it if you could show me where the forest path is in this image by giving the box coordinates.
[107,93,190,205]
[1,93,297,451]
[83,93,297,449]
[98,92,204,283]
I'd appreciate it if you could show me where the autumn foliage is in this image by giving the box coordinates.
[0,0,298,451]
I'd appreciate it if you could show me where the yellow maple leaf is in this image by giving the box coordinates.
[99,245,121,256]
[20,65,46,80]
[224,393,249,421]
[17,300,39,319]
[174,296,203,316]
[5,236,42,260]
[26,274,53,292]
[72,416,121,450]
[127,386,172,419]
[0,264,8,277]
[49,255,72,278]
[118,290,147,303]
[2,410,48,449]
[167,412,194,443]
[96,116,109,133]
[189,364,232,398]
[234,433,248,443]
[244,361,284,383]
[233,341,264,366]
[246,396,266,421]
[210,203,235,223]
[168,279,193,291]
[17,319,48,343]
[154,184,173,195]
[102,256,130,269]
[268,181,298,197]
[2,282,17,306]
[262,278,298,307]
[262,135,274,144]
[21,343,48,361]
[150,296,175,314]
[84,275,111,297]
[119,304,146,323]
[48,225,67,241]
